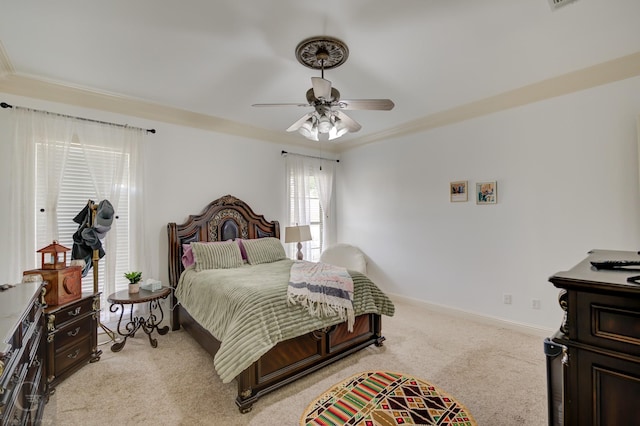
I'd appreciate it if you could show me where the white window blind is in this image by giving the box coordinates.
[35,142,130,309]
[287,166,325,262]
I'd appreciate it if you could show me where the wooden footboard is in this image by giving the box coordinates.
[178,305,385,412]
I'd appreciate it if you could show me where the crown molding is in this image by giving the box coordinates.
[0,72,337,151]
[1,49,638,154]
[340,50,640,152]
[0,41,15,77]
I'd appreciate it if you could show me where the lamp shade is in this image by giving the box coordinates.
[284,225,312,243]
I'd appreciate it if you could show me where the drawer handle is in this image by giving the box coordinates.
[67,327,81,337]
[68,307,82,317]
[67,349,80,359]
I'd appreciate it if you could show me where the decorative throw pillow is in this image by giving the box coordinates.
[181,243,195,268]
[242,237,287,265]
[191,241,243,271]
[236,239,248,262]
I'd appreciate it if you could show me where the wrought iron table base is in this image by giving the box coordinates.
[110,298,170,352]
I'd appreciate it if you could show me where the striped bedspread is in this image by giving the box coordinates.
[175,259,395,384]
[288,260,355,332]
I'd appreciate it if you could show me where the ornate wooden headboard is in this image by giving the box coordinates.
[167,194,280,290]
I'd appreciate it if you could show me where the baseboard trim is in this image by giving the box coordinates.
[386,292,555,338]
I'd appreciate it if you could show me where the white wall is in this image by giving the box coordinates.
[0,93,325,287]
[3,75,640,332]
[337,76,640,331]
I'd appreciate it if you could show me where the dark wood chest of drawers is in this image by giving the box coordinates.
[548,249,640,425]
[0,282,46,426]
[44,293,101,392]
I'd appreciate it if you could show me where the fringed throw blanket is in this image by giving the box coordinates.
[288,261,355,332]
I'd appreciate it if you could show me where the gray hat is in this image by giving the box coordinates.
[81,227,103,250]
[94,200,114,238]
[95,200,114,228]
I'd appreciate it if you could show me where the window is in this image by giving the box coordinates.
[35,142,131,319]
[288,173,324,261]
[285,154,336,262]
[8,108,148,325]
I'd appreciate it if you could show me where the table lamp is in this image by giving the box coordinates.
[285,225,312,260]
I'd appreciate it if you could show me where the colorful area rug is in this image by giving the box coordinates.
[301,371,477,426]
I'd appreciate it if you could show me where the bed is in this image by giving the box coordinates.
[167,195,394,412]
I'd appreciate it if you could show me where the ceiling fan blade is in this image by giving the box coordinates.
[335,110,362,132]
[311,77,332,100]
[337,99,395,111]
[252,103,310,107]
[286,112,314,132]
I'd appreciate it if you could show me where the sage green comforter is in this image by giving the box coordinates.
[175,259,395,383]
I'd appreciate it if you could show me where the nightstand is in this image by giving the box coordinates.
[44,292,102,393]
[107,287,171,352]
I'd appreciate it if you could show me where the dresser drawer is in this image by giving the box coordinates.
[52,316,93,351]
[53,336,92,377]
[1,362,28,423]
[46,296,95,331]
[575,291,640,357]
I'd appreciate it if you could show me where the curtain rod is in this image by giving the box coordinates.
[0,102,156,134]
[281,150,339,163]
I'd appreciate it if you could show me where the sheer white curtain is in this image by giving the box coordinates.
[8,108,148,308]
[9,109,74,280]
[311,160,336,248]
[285,153,336,261]
[75,121,149,303]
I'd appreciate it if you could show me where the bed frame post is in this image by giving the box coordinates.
[167,222,182,331]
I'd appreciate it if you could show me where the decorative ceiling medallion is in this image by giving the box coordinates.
[295,36,349,70]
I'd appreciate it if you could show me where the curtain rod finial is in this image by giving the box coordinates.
[1,102,12,109]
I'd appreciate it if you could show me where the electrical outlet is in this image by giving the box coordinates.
[503,294,512,304]
[532,299,541,310]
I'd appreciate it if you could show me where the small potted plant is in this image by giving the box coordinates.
[124,271,142,294]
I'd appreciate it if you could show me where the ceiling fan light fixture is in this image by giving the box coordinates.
[317,114,332,134]
[329,126,348,140]
[329,117,349,140]
[306,126,319,141]
[297,117,315,138]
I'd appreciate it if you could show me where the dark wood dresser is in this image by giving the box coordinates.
[547,249,640,425]
[0,282,46,426]
[44,292,101,393]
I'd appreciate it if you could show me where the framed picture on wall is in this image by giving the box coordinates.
[476,181,497,204]
[450,181,468,202]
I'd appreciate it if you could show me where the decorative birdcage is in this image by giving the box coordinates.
[37,240,70,270]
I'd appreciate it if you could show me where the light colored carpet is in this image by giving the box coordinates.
[41,299,548,425]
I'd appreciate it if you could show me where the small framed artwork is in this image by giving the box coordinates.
[450,181,468,202]
[476,181,497,204]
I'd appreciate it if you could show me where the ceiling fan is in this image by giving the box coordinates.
[252,36,394,141]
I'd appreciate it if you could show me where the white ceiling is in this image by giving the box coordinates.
[1,0,639,150]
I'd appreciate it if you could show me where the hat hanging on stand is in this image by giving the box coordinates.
[70,198,117,343]
[71,199,113,277]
